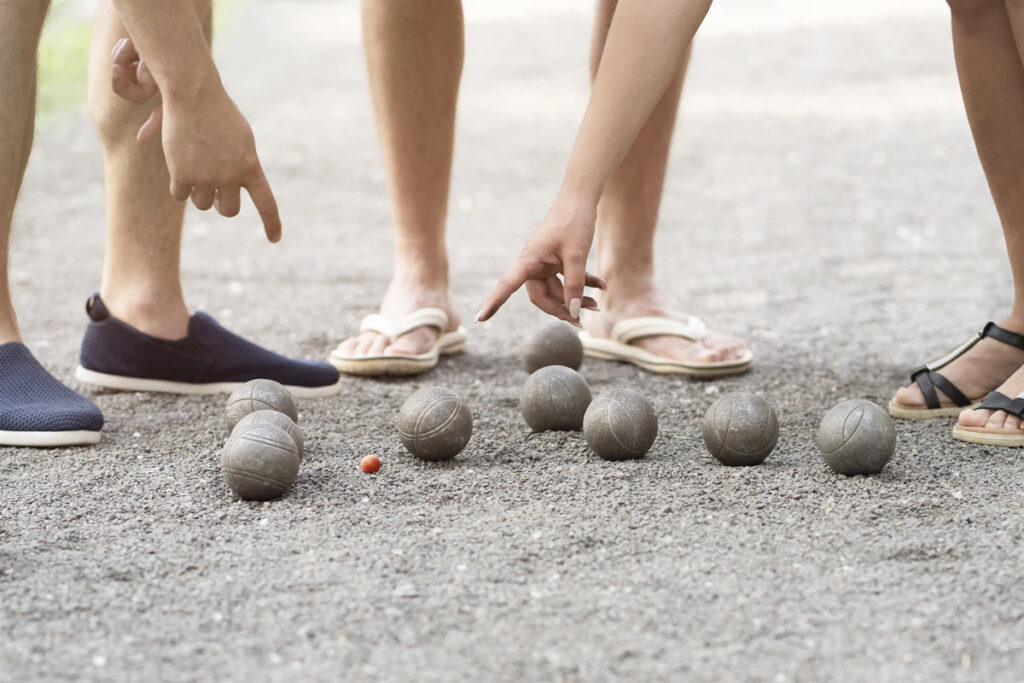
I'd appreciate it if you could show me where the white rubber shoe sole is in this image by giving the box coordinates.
[75,366,342,399]
[0,428,101,448]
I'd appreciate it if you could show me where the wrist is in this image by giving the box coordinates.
[550,187,599,224]
[159,58,223,106]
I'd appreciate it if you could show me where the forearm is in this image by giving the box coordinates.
[109,0,219,103]
[560,0,712,205]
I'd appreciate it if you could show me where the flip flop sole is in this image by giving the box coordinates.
[329,333,466,377]
[887,398,981,420]
[952,424,1024,447]
[75,366,342,399]
[581,336,753,377]
[0,428,101,448]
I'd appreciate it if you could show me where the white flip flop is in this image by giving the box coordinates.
[329,308,466,377]
[579,316,753,377]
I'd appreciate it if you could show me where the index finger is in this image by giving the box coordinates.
[476,262,531,322]
[244,164,282,243]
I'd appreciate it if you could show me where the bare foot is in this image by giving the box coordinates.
[892,318,1024,409]
[957,361,1024,431]
[335,272,460,358]
[583,284,748,363]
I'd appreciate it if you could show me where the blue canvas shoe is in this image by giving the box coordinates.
[0,343,103,447]
[75,294,341,398]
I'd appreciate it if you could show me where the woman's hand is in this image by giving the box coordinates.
[477,195,607,325]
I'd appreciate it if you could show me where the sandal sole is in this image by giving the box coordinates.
[952,424,1024,447]
[329,335,466,377]
[887,398,981,420]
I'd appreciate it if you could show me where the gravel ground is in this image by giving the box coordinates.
[4,1,1024,681]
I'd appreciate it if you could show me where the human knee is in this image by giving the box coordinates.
[87,71,149,148]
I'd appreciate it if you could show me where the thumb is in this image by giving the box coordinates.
[136,101,163,143]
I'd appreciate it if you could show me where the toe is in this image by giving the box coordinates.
[336,337,358,355]
[1005,415,1022,430]
[353,333,379,356]
[958,408,991,427]
[366,334,390,356]
[986,410,1009,430]
[385,328,437,357]
[893,384,924,408]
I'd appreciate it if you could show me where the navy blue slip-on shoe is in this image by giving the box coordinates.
[75,294,341,398]
[0,342,103,447]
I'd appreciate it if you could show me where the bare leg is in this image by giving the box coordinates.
[86,0,213,340]
[954,0,1024,430]
[894,0,1024,417]
[583,0,747,364]
[336,0,463,361]
[0,0,51,344]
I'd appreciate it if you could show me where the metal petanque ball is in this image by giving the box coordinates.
[397,387,473,461]
[225,378,298,432]
[702,392,779,466]
[232,409,305,459]
[582,389,658,461]
[519,365,592,432]
[522,322,584,373]
[817,399,895,475]
[221,423,301,501]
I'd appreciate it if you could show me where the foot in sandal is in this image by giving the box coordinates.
[581,281,752,376]
[889,318,1024,419]
[952,362,1024,446]
[330,271,465,376]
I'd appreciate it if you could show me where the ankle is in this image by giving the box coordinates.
[0,300,20,343]
[392,250,451,288]
[596,268,657,302]
[0,321,21,344]
[99,287,190,340]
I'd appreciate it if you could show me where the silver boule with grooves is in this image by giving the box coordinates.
[522,322,584,373]
[232,409,305,459]
[582,388,658,461]
[225,378,298,432]
[221,422,301,500]
[519,365,592,432]
[817,399,895,475]
[702,392,779,466]
[397,386,473,461]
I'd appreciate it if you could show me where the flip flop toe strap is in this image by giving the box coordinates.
[360,308,450,344]
[976,391,1024,419]
[611,316,708,345]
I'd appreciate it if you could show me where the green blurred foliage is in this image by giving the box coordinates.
[37,3,91,119]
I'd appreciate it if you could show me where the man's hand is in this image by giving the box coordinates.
[477,196,606,325]
[110,37,281,242]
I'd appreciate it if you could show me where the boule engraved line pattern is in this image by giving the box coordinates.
[599,395,647,456]
[398,395,465,446]
[820,403,864,455]
[220,467,292,489]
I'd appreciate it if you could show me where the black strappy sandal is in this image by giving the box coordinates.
[888,322,1024,419]
[952,391,1024,446]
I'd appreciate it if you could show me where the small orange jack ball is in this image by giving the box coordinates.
[360,455,381,473]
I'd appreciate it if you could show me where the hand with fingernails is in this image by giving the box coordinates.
[476,0,711,326]
[477,197,606,326]
[109,37,281,243]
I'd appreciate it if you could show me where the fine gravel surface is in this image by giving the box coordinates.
[4,1,1024,681]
